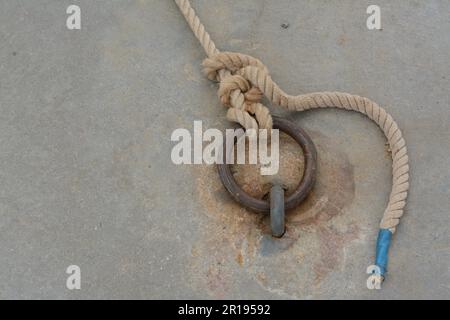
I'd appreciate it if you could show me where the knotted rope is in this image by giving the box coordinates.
[175,0,409,284]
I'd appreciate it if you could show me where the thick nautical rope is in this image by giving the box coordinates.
[175,0,409,284]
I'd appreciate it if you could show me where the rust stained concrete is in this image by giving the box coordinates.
[0,0,449,299]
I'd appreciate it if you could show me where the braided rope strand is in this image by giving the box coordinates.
[175,0,268,131]
[175,0,409,281]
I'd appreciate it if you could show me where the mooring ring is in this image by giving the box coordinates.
[217,116,317,213]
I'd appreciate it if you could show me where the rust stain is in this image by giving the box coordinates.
[231,133,305,198]
[256,272,268,287]
[206,264,230,299]
[190,129,359,297]
[236,251,244,267]
[313,224,360,284]
[337,34,348,47]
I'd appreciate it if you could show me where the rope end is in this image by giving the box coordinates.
[374,228,392,277]
[366,229,392,289]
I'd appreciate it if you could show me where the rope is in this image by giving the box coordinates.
[175,0,409,283]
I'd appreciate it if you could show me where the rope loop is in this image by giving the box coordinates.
[175,0,410,284]
[200,48,409,234]
[203,52,273,131]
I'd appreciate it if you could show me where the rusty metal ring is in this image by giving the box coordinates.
[218,116,317,213]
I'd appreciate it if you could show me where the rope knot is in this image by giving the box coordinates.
[202,52,272,131]
[218,74,250,106]
[202,52,270,80]
[175,0,410,287]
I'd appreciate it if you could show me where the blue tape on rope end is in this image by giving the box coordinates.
[374,229,392,277]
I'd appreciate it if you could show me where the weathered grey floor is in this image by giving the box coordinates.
[0,0,449,299]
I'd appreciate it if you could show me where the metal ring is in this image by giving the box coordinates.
[217,116,317,213]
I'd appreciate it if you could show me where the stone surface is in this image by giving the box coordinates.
[0,0,449,299]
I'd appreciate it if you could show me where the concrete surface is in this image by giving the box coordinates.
[0,0,449,299]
